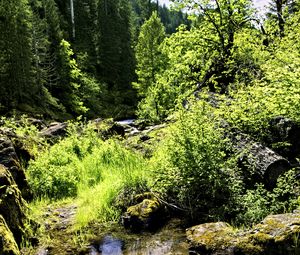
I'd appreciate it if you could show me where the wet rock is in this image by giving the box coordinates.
[0,164,27,245]
[0,136,32,200]
[90,119,125,138]
[40,122,68,139]
[106,123,125,137]
[187,212,300,255]
[0,215,20,255]
[122,193,167,232]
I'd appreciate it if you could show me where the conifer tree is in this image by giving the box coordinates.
[0,0,35,110]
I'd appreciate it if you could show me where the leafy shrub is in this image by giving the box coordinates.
[151,100,242,222]
[237,169,300,224]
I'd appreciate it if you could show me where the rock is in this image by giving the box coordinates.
[140,134,151,142]
[91,119,125,138]
[106,123,125,137]
[40,122,68,139]
[0,136,32,200]
[187,212,300,255]
[0,126,34,167]
[0,164,27,245]
[187,222,236,255]
[0,215,20,255]
[122,194,167,232]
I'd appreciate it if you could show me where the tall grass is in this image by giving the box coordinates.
[75,140,148,227]
[27,125,149,226]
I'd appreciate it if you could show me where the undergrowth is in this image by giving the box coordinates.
[27,123,149,226]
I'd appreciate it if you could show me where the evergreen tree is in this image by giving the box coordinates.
[133,11,166,97]
[0,0,35,111]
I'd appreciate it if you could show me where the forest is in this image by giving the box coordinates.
[0,0,300,254]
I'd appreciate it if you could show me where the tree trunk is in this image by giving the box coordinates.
[228,129,291,189]
[70,0,75,39]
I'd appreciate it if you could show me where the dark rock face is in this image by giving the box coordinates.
[187,211,300,255]
[0,136,32,200]
[122,193,167,232]
[0,164,27,247]
[0,215,20,255]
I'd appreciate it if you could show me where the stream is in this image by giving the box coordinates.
[89,219,189,255]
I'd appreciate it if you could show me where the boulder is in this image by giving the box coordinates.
[187,211,300,255]
[0,215,20,255]
[90,119,125,138]
[0,164,27,245]
[122,193,167,232]
[0,136,32,200]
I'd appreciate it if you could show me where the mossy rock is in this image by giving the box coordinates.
[0,164,27,245]
[187,211,300,255]
[0,215,20,255]
[122,195,167,232]
[0,136,32,200]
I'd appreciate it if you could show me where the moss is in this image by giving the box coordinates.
[187,222,236,251]
[127,199,160,219]
[187,213,300,255]
[0,215,20,255]
[0,164,27,245]
[250,232,273,244]
[235,238,263,255]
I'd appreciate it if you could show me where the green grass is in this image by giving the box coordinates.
[27,125,150,227]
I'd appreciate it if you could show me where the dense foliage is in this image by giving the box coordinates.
[1,0,300,234]
[0,0,189,119]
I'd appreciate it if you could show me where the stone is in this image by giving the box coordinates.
[0,164,27,245]
[0,136,32,200]
[0,215,20,255]
[187,212,300,255]
[122,194,167,232]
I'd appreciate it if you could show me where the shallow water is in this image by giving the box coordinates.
[116,119,135,126]
[90,219,189,255]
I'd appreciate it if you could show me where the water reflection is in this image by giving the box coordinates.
[90,219,189,255]
[91,235,123,255]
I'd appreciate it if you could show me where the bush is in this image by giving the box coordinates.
[236,169,300,224]
[151,100,242,222]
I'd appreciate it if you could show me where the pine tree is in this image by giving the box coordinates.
[0,0,35,110]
